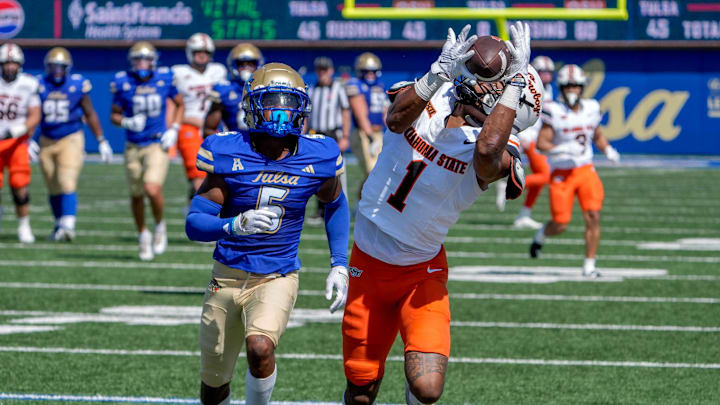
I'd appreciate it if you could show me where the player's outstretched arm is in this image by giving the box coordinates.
[593,126,620,163]
[316,175,350,313]
[203,102,223,138]
[81,95,113,162]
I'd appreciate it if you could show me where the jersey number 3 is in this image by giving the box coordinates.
[387,160,427,212]
[257,186,288,233]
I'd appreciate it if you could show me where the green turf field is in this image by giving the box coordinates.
[0,161,718,404]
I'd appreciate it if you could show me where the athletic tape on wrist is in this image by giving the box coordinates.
[414,72,444,101]
[498,85,521,110]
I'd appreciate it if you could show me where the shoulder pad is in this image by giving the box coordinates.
[115,71,127,78]
[70,73,84,81]
[157,66,170,74]
[387,80,414,103]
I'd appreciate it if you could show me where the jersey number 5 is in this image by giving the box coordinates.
[387,160,427,212]
[257,186,288,233]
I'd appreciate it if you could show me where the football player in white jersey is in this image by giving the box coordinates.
[0,43,41,243]
[171,33,227,201]
[342,23,540,405]
[501,55,555,228]
[530,64,620,277]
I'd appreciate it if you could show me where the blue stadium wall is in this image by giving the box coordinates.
[22,47,720,155]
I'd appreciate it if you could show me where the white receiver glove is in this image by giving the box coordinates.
[120,114,146,132]
[415,25,477,100]
[227,208,278,236]
[503,21,532,81]
[161,124,179,150]
[98,138,113,163]
[604,145,620,163]
[28,139,40,163]
[325,265,349,313]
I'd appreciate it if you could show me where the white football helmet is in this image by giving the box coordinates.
[185,32,215,64]
[556,64,586,107]
[0,43,24,82]
[477,65,544,134]
[531,55,555,73]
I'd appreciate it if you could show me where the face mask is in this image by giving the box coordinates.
[2,70,17,82]
[564,92,578,107]
[135,69,151,80]
[239,70,253,82]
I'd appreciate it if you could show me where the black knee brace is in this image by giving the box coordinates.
[11,188,29,205]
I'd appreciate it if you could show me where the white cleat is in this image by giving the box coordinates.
[583,269,600,279]
[152,221,167,255]
[50,226,76,242]
[139,229,154,261]
[495,179,507,212]
[513,215,542,230]
[18,223,35,244]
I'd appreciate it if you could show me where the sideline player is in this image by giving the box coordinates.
[530,64,620,277]
[204,43,263,136]
[504,55,555,228]
[110,41,184,260]
[0,43,40,243]
[37,47,112,241]
[346,52,388,194]
[342,23,538,404]
[171,33,226,202]
[186,63,350,405]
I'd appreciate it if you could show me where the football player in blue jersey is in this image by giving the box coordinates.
[203,43,263,136]
[346,52,389,193]
[110,41,184,261]
[186,63,350,405]
[36,47,112,241]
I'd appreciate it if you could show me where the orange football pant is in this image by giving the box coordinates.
[177,123,206,180]
[523,141,550,209]
[342,244,451,386]
[0,137,31,189]
[549,164,604,224]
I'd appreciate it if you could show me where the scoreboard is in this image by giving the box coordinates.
[5,0,720,42]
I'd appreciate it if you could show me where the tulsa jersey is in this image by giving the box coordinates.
[210,79,246,131]
[37,73,91,139]
[110,67,178,146]
[0,73,40,136]
[196,131,344,274]
[345,77,388,128]
[171,63,226,122]
[542,98,601,170]
[356,83,485,264]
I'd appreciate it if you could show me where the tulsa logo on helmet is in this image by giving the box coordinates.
[0,0,24,39]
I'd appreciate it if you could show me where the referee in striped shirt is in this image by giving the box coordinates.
[307,56,351,223]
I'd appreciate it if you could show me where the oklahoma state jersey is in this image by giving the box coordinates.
[542,98,601,169]
[518,82,554,148]
[0,73,40,135]
[171,63,226,121]
[355,83,484,261]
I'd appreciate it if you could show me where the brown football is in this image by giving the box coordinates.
[465,35,512,82]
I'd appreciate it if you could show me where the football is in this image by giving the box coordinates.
[465,35,512,82]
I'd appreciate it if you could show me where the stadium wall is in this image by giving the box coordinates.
[20,46,720,155]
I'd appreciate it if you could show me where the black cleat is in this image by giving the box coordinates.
[530,242,543,258]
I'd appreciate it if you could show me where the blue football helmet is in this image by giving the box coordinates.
[242,62,310,137]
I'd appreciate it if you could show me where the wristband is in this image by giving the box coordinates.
[414,72,445,101]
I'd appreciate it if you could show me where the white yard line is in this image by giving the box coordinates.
[0,346,718,369]
[0,282,716,304]
[0,393,352,404]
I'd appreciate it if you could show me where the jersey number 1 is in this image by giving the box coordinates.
[387,160,427,212]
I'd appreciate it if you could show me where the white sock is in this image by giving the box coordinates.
[584,258,596,273]
[155,219,166,231]
[533,225,546,244]
[245,366,277,405]
[59,215,76,230]
[518,206,532,218]
[18,216,30,228]
[405,380,425,405]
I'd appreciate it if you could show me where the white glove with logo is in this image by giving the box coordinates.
[415,25,477,100]
[120,114,146,132]
[502,21,532,80]
[325,265,349,313]
[98,138,113,163]
[604,145,620,163]
[227,208,278,236]
[28,139,40,163]
[161,124,179,150]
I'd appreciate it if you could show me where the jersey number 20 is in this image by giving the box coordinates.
[132,94,162,117]
[256,186,288,233]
